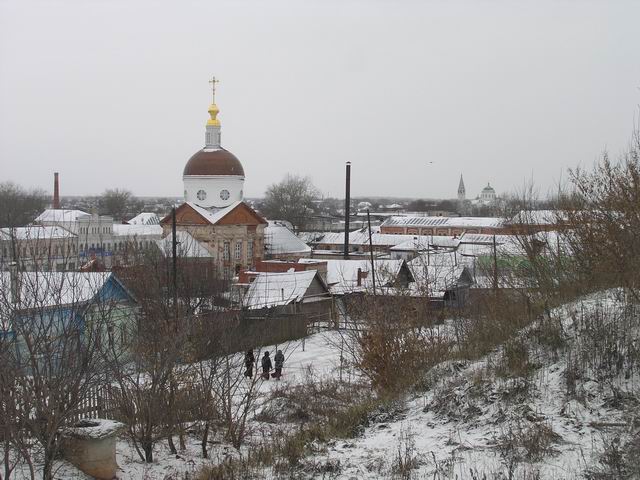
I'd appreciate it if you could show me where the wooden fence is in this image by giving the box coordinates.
[72,384,118,421]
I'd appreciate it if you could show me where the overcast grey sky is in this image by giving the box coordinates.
[1,0,639,200]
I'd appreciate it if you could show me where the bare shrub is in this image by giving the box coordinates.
[496,338,534,380]
[561,129,640,300]
[391,426,419,479]
[340,294,451,393]
[496,421,560,468]
[569,299,640,388]
[259,367,368,426]
[530,316,565,357]
[453,292,533,361]
[585,432,640,480]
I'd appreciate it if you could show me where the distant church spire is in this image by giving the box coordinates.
[205,76,222,149]
[457,174,466,201]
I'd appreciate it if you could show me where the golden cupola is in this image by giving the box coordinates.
[204,76,222,148]
[207,102,220,127]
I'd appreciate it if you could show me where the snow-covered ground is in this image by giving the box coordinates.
[112,331,347,479]
[313,291,639,479]
[6,331,347,480]
[7,291,638,479]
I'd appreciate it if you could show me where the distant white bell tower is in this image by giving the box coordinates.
[457,174,466,201]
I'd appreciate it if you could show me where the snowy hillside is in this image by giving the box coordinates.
[8,291,638,479]
[310,290,640,479]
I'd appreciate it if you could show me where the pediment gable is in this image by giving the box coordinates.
[161,202,267,227]
[216,203,267,226]
[160,203,210,226]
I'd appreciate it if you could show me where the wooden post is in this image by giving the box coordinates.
[344,162,351,259]
[367,209,377,296]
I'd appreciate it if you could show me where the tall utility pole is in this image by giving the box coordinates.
[492,234,498,292]
[367,209,377,296]
[343,162,351,260]
[172,207,178,308]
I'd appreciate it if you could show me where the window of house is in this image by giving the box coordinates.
[247,240,253,260]
[235,241,242,260]
[223,241,230,261]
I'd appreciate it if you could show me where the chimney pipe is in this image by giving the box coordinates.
[53,172,60,209]
[344,162,351,259]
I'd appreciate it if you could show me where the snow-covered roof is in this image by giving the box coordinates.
[0,226,76,241]
[155,231,213,258]
[299,258,408,294]
[390,236,460,252]
[127,212,160,225]
[311,228,411,247]
[381,216,504,229]
[243,270,323,309]
[265,221,312,255]
[34,209,89,223]
[312,228,463,250]
[509,210,564,225]
[296,232,325,244]
[456,236,528,258]
[408,255,474,297]
[458,233,512,245]
[112,224,163,238]
[0,271,113,309]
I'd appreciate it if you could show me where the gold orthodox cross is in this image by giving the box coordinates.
[209,76,219,103]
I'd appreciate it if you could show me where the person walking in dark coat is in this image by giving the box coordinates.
[273,350,285,380]
[244,349,255,378]
[261,351,272,380]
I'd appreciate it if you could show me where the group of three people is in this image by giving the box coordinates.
[244,349,285,380]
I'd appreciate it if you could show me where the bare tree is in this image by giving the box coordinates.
[261,175,320,231]
[561,129,640,300]
[99,188,143,223]
[0,182,47,229]
[0,266,117,480]
[105,242,228,462]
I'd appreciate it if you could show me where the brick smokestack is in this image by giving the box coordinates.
[53,172,60,209]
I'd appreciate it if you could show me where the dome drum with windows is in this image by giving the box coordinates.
[183,77,245,208]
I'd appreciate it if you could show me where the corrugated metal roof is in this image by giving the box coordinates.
[381,216,504,228]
